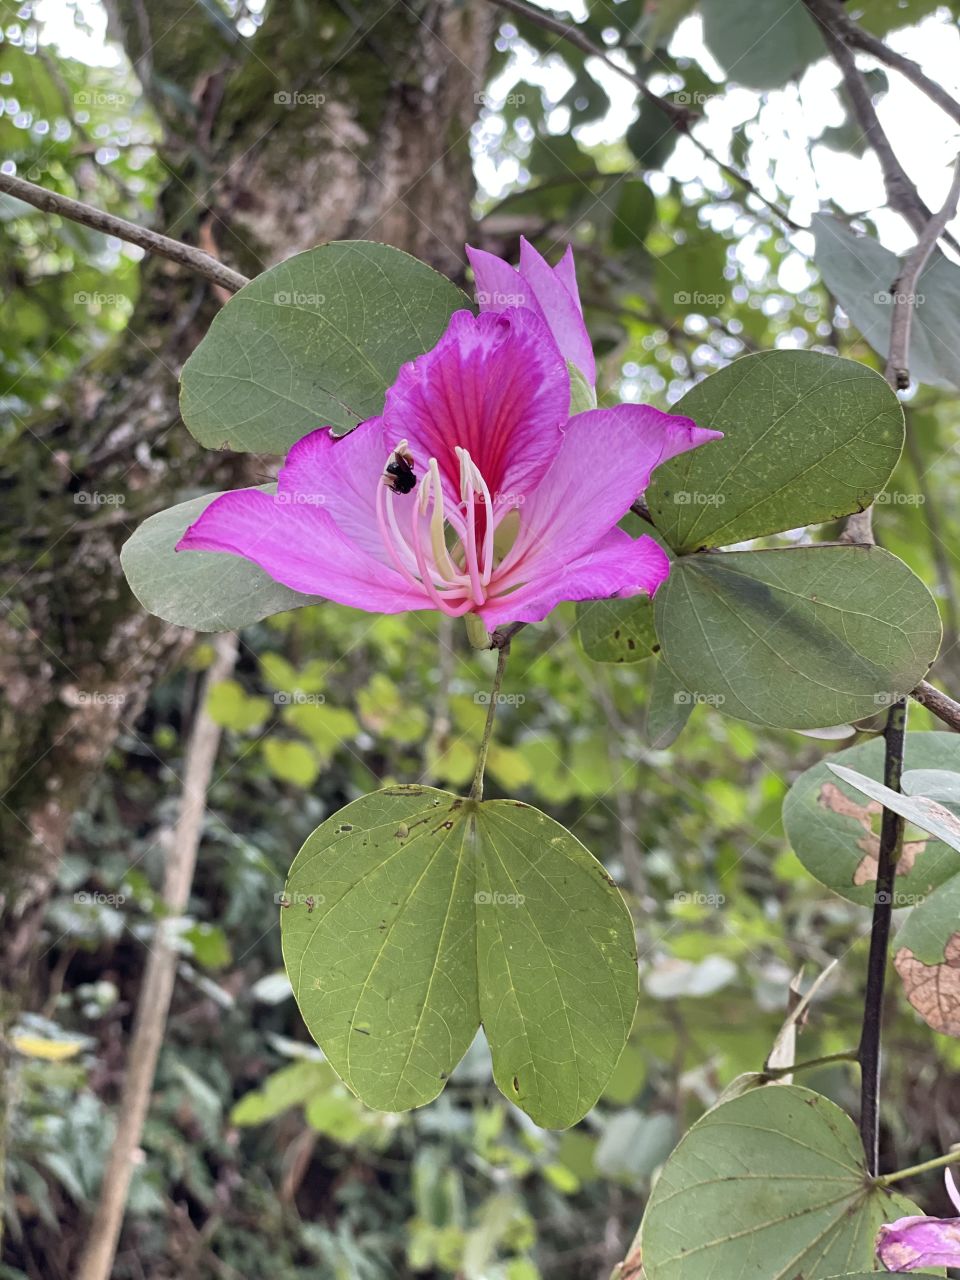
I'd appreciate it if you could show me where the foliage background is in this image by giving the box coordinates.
[3,0,960,1277]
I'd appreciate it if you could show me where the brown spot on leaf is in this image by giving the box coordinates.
[895,936,960,1035]
[817,781,926,885]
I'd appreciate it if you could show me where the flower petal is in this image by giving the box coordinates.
[479,529,669,625]
[500,404,722,580]
[176,487,428,614]
[383,307,569,511]
[877,1213,960,1270]
[277,419,393,562]
[518,236,595,385]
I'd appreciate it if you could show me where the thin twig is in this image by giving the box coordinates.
[885,156,960,388]
[482,0,803,231]
[857,697,907,1176]
[0,172,249,294]
[75,633,239,1280]
[803,0,960,131]
[913,680,960,732]
[802,0,948,246]
[489,621,527,651]
[470,646,509,801]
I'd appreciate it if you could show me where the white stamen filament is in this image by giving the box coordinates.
[377,440,499,616]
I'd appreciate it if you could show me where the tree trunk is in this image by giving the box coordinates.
[0,0,491,979]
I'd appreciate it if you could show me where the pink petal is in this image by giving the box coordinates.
[382,308,569,513]
[480,528,669,625]
[499,404,722,580]
[466,244,530,313]
[877,1213,960,1270]
[176,487,428,614]
[518,237,595,385]
[552,244,582,310]
[277,419,391,562]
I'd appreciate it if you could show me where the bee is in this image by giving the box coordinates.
[383,444,417,495]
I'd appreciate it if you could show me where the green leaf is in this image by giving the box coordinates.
[575,595,657,664]
[262,739,320,788]
[640,1085,920,1280]
[646,351,904,552]
[654,546,940,728]
[814,214,960,392]
[645,661,693,749]
[180,240,468,454]
[782,731,960,906]
[894,875,960,1036]
[829,762,960,853]
[700,0,825,89]
[121,490,319,631]
[655,234,728,318]
[281,786,637,1126]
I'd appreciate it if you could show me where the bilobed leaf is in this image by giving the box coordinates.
[646,351,904,552]
[782,732,960,907]
[640,1085,920,1280]
[121,490,319,631]
[180,241,468,454]
[654,546,940,728]
[814,214,960,392]
[281,787,637,1127]
[700,0,825,89]
[575,595,657,663]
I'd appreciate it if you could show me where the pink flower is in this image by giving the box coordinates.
[877,1168,960,1271]
[177,256,721,625]
[466,237,596,386]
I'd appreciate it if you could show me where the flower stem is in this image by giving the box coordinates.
[875,1147,960,1188]
[857,697,908,1176]
[761,1049,859,1080]
[469,646,509,802]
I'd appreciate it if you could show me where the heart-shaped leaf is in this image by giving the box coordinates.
[646,350,904,552]
[121,490,319,631]
[782,732,960,907]
[654,546,940,728]
[281,786,637,1127]
[180,241,468,454]
[640,1085,920,1280]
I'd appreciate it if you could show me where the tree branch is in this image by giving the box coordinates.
[885,155,960,388]
[913,680,960,732]
[0,172,250,294]
[75,633,239,1280]
[482,0,803,231]
[857,696,907,1175]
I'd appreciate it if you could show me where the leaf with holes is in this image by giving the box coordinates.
[121,490,320,631]
[281,786,637,1127]
[646,351,904,552]
[180,241,468,454]
[640,1085,920,1280]
[653,546,940,728]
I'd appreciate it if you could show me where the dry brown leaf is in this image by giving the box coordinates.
[895,935,960,1036]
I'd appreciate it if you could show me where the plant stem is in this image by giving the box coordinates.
[876,1147,960,1187]
[857,697,908,1176]
[469,646,509,801]
[761,1049,859,1080]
